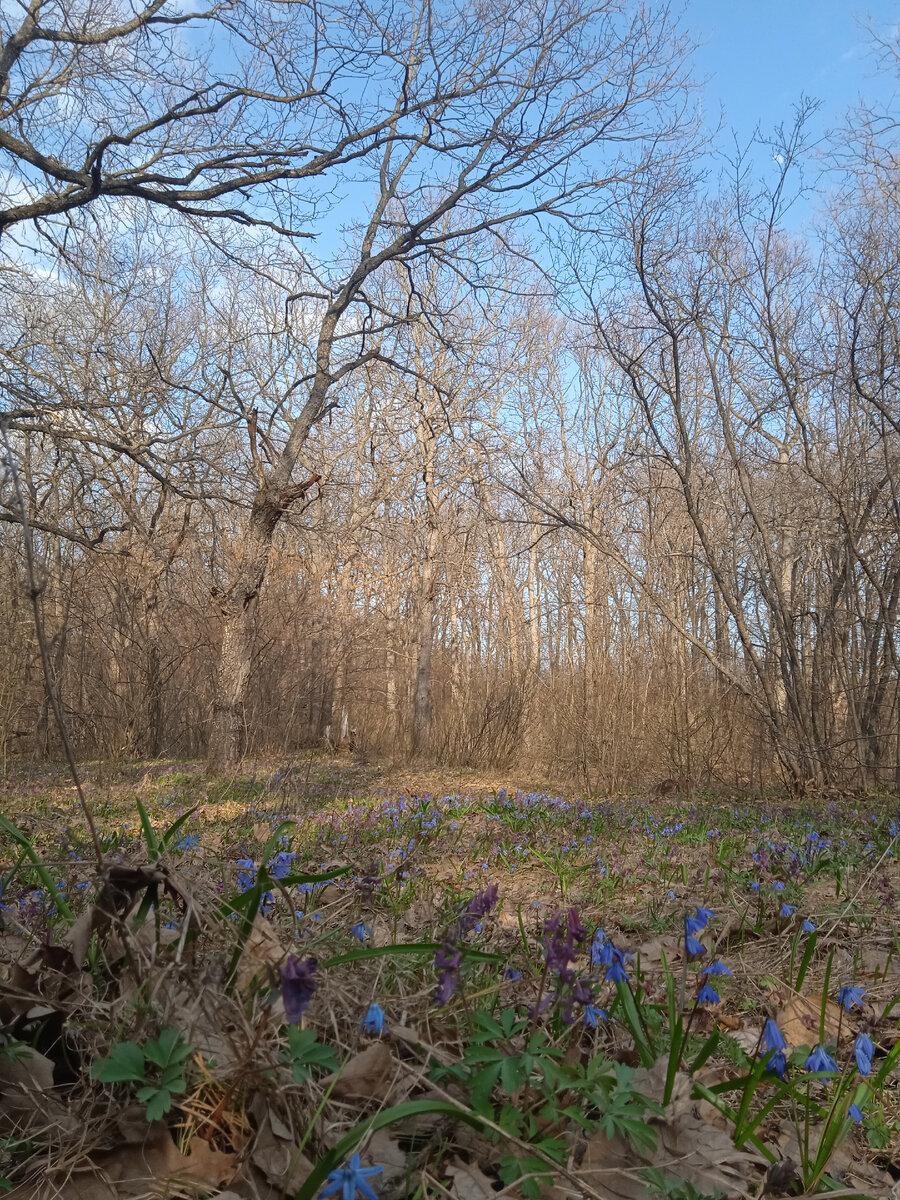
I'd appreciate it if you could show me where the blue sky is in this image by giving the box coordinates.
[687,0,898,142]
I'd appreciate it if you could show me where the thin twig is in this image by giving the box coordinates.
[0,418,103,870]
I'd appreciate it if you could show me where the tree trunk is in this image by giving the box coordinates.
[207,491,282,772]
[411,388,438,759]
[412,566,435,757]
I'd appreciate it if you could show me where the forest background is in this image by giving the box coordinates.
[1,0,899,797]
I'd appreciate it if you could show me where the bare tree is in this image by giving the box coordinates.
[201,0,691,768]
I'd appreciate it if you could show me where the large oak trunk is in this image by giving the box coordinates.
[207,492,283,772]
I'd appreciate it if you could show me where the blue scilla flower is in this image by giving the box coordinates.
[596,940,616,967]
[320,1153,383,1200]
[684,905,710,933]
[766,1050,787,1079]
[236,859,255,892]
[268,851,295,880]
[749,881,761,893]
[805,1045,838,1074]
[848,1103,863,1123]
[780,903,796,918]
[605,948,631,984]
[584,1004,607,1027]
[350,922,373,942]
[504,968,522,981]
[705,960,732,976]
[771,881,786,892]
[837,985,866,1011]
[761,1020,786,1053]
[685,934,706,957]
[361,1003,386,1036]
[802,919,816,933]
[854,1032,874,1076]
[605,957,629,984]
[697,984,720,1005]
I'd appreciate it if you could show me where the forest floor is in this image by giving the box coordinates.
[1,758,900,1200]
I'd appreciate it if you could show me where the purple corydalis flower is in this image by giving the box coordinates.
[459,883,499,933]
[280,954,318,1024]
[544,907,588,977]
[434,883,499,1005]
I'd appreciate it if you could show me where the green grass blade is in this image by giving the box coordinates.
[0,815,74,923]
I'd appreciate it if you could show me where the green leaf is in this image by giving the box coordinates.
[135,798,160,861]
[144,1026,193,1069]
[92,1042,145,1083]
[471,1010,506,1039]
[137,1086,173,1121]
[286,1027,339,1081]
[0,815,75,924]
[499,1055,528,1095]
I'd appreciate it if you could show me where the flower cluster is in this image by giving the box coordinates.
[433,884,499,1005]
[543,908,594,1021]
[684,905,713,958]
[280,954,318,1024]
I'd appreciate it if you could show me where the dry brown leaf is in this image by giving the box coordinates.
[635,936,679,969]
[402,896,436,931]
[714,1011,742,1031]
[631,1056,691,1117]
[778,1121,853,1180]
[2,1170,118,1200]
[0,1045,80,1138]
[0,1044,54,1091]
[444,1158,497,1200]
[249,1107,313,1190]
[695,1068,731,1131]
[776,993,841,1049]
[366,1128,409,1193]
[95,1125,237,1194]
[235,914,286,992]
[330,1041,393,1101]
[729,1025,762,1054]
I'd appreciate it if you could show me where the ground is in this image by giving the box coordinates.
[1,757,899,1199]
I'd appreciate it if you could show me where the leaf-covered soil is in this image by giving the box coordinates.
[1,758,899,1199]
